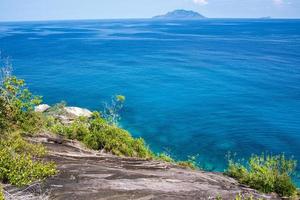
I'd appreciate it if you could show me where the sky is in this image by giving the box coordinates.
[0,0,299,21]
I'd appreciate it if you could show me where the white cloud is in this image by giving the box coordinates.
[193,0,208,5]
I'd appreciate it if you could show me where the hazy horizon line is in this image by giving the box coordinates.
[1,16,300,23]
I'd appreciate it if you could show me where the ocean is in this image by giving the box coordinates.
[0,19,299,182]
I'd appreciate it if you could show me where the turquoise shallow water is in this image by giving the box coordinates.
[0,19,300,183]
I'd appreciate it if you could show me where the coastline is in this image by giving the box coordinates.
[3,132,279,200]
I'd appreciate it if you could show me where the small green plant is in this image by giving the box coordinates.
[235,193,243,200]
[215,193,264,200]
[177,155,199,170]
[216,194,222,200]
[102,95,126,126]
[177,161,197,170]
[155,153,174,163]
[153,153,199,170]
[0,185,4,200]
[0,134,57,187]
[226,153,298,197]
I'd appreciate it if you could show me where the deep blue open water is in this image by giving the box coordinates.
[1,19,300,183]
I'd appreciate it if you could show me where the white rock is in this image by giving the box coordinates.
[64,107,92,118]
[35,104,50,112]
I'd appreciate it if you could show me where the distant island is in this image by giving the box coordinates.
[260,16,272,19]
[153,9,206,20]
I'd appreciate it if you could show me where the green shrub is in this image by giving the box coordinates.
[69,117,89,140]
[226,153,297,197]
[19,112,45,135]
[0,133,46,157]
[0,149,57,186]
[0,64,56,188]
[83,125,153,158]
[47,111,153,158]
[0,74,44,134]
[0,135,57,187]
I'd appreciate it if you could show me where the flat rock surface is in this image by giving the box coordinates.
[6,135,280,200]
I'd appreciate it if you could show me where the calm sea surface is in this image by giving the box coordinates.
[1,19,300,182]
